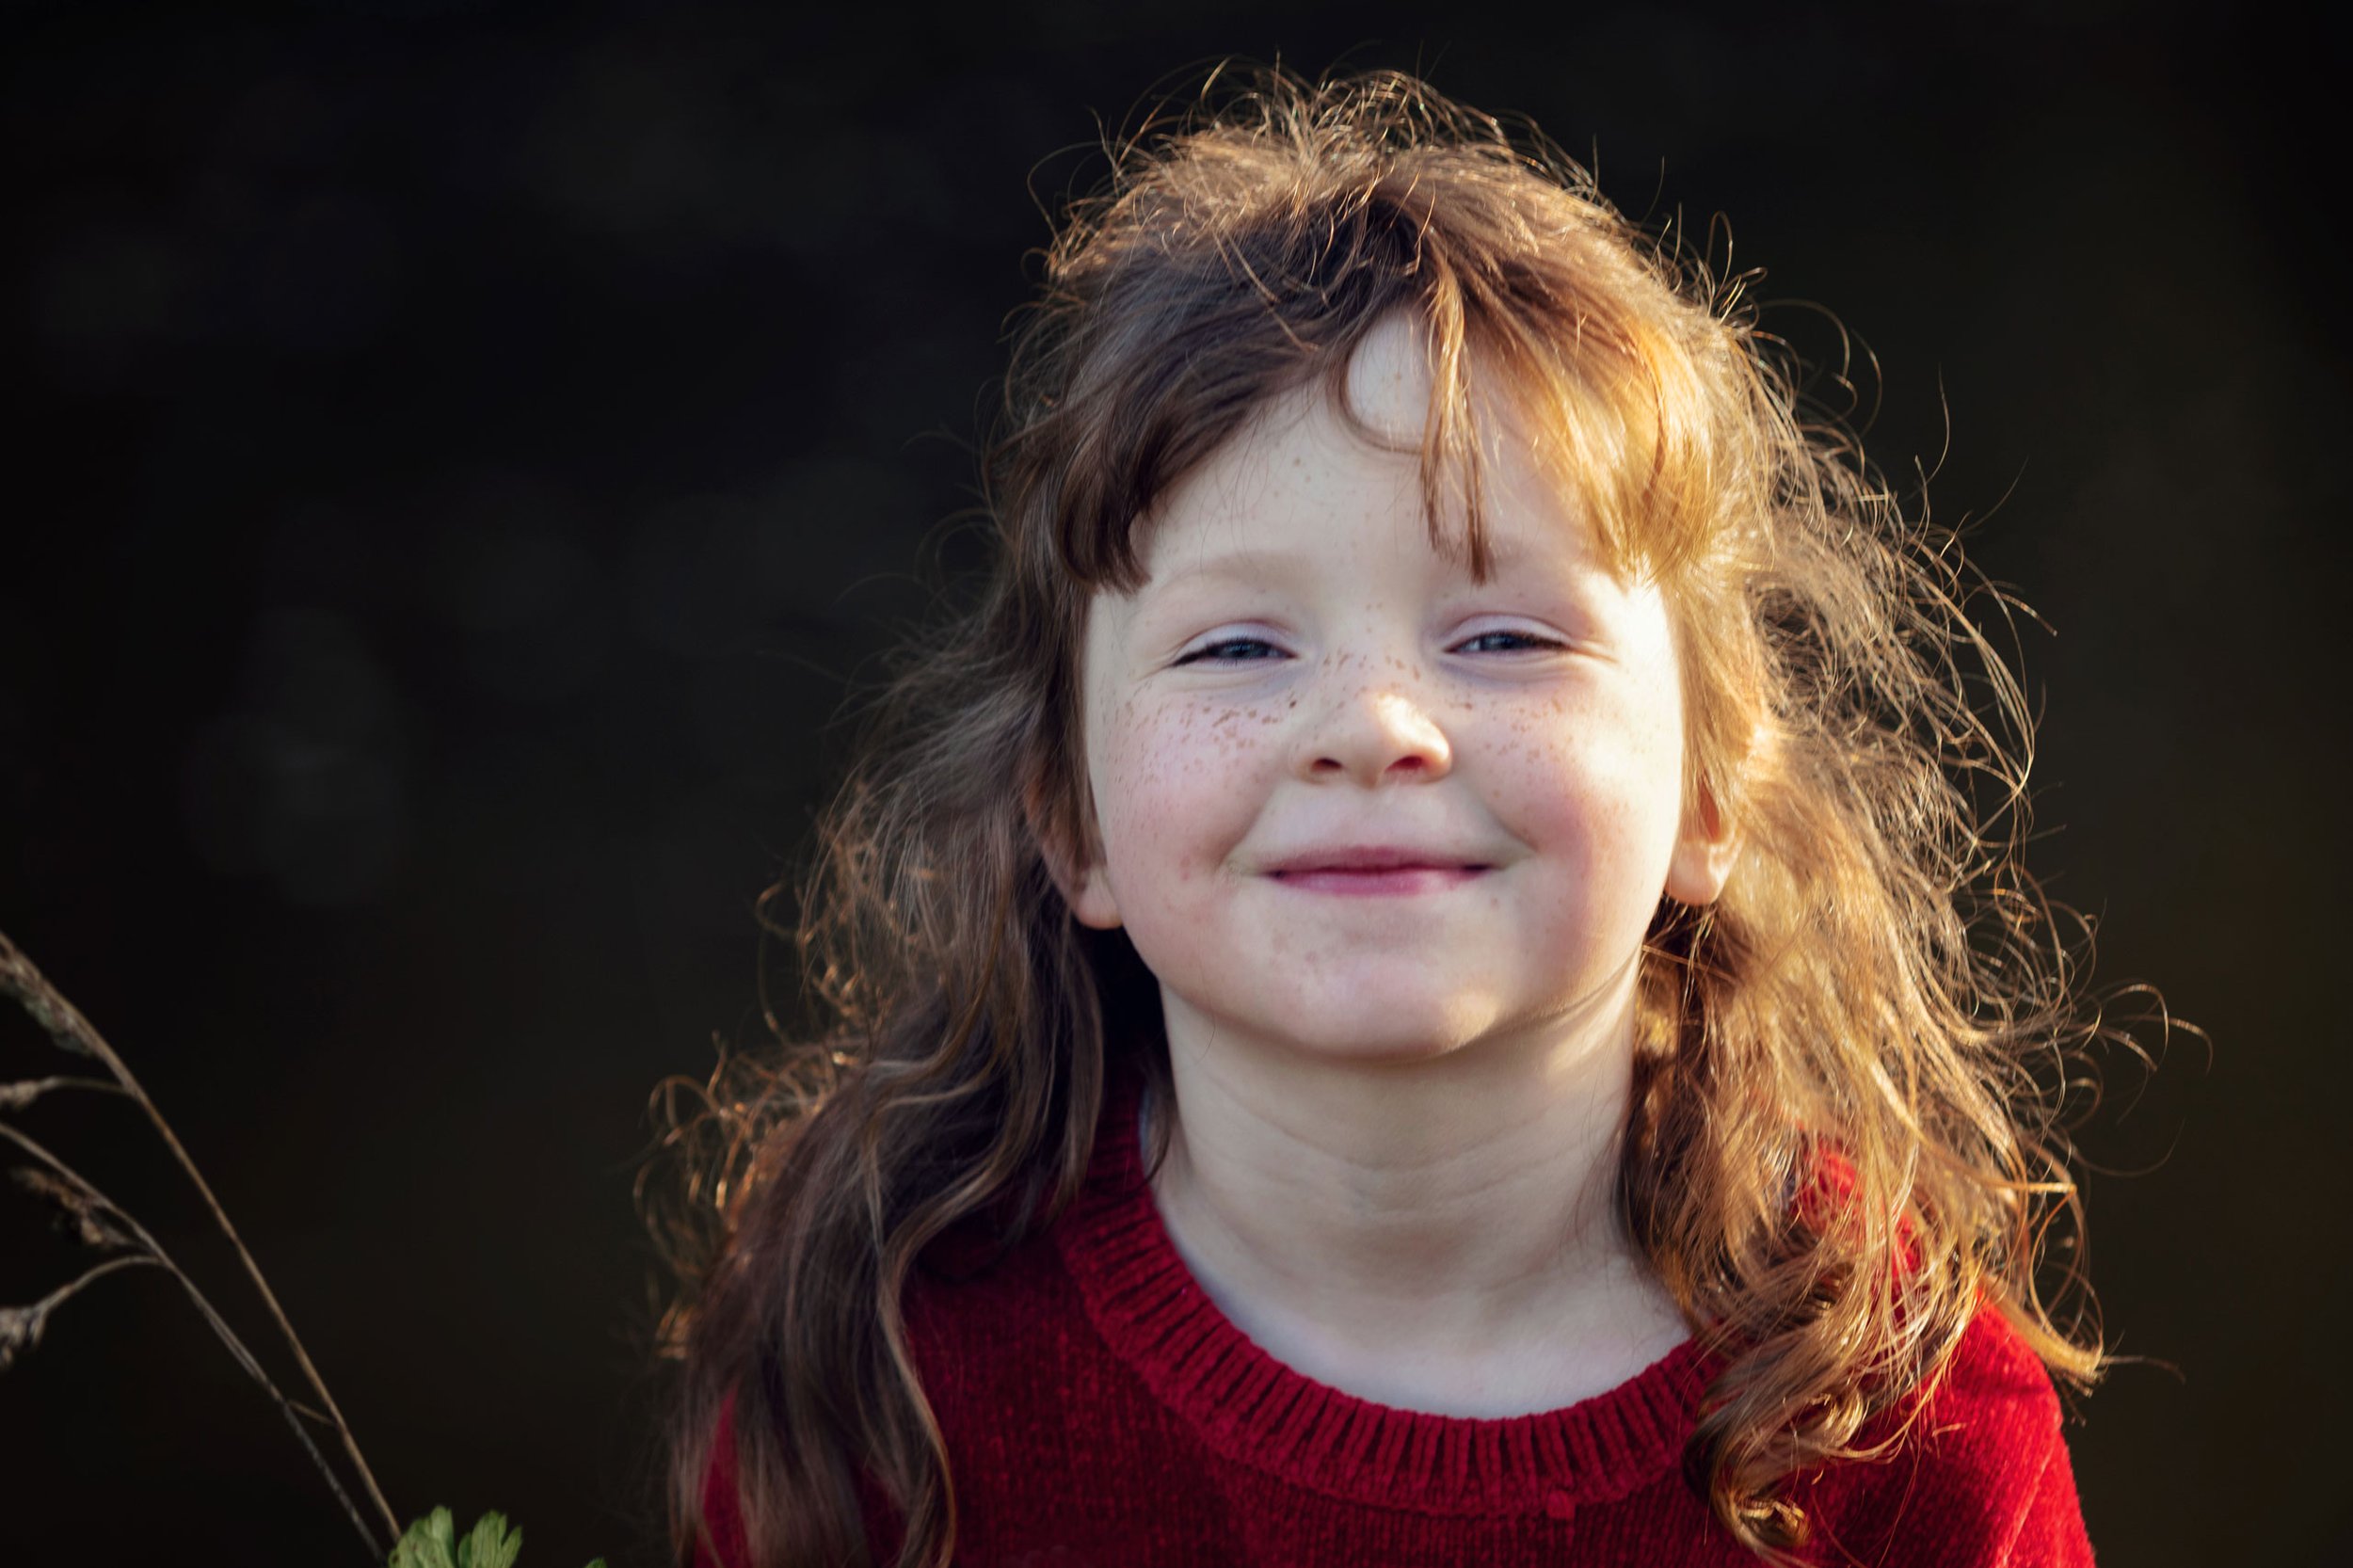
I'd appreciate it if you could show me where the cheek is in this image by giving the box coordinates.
[1090,698,1276,892]
[1492,695,1689,903]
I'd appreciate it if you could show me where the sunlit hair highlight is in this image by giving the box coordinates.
[652,65,2127,1566]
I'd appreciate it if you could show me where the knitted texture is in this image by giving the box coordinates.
[698,1072,2093,1567]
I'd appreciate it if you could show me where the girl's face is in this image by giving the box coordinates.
[1059,316,1735,1068]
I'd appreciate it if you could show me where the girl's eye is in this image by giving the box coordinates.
[1174,636,1286,666]
[1453,629,1561,655]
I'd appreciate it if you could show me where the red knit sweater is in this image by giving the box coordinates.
[699,1072,2093,1567]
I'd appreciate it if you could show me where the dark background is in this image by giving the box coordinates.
[3,1,2344,1563]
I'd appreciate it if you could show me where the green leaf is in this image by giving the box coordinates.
[388,1508,460,1568]
[456,1511,522,1568]
[386,1503,611,1568]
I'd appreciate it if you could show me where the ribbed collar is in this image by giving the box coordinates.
[1052,1067,1714,1516]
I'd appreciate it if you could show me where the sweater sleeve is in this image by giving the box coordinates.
[1799,1311,2096,1567]
[1969,1314,2094,1568]
[1996,1430,2094,1567]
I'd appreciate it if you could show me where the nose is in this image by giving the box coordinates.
[1299,667,1453,786]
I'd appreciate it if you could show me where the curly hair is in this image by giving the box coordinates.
[650,64,2120,1567]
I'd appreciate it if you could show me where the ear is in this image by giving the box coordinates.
[1026,776,1124,930]
[1052,846,1125,931]
[1664,775,1739,907]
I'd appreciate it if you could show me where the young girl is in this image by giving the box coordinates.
[660,67,2113,1567]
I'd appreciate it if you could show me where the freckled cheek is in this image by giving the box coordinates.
[1094,708,1274,884]
[1485,722,1684,877]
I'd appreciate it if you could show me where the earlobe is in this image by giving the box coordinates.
[1061,860,1124,931]
[1027,776,1124,930]
[1664,784,1739,907]
[1042,827,1122,929]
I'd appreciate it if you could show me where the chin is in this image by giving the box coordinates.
[1266,1002,1500,1067]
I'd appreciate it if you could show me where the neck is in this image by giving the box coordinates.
[1143,961,1689,1416]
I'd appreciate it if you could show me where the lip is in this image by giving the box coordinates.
[1264,845,1493,896]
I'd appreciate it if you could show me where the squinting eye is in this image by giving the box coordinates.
[1174,637,1286,665]
[1454,629,1561,654]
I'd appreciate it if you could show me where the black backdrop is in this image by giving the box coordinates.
[4,2,2345,1564]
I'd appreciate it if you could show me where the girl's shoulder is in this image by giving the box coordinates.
[1793,1308,2093,1565]
[895,1179,1102,1421]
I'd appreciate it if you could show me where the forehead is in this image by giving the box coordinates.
[1128,315,1603,588]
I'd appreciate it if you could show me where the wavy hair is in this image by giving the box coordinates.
[651,66,2130,1566]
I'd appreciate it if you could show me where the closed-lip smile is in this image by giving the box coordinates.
[1264,845,1492,895]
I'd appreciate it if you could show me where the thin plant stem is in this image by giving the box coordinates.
[0,1119,389,1563]
[0,1075,130,1111]
[4,1253,167,1364]
[0,928,401,1552]
[37,1251,168,1311]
